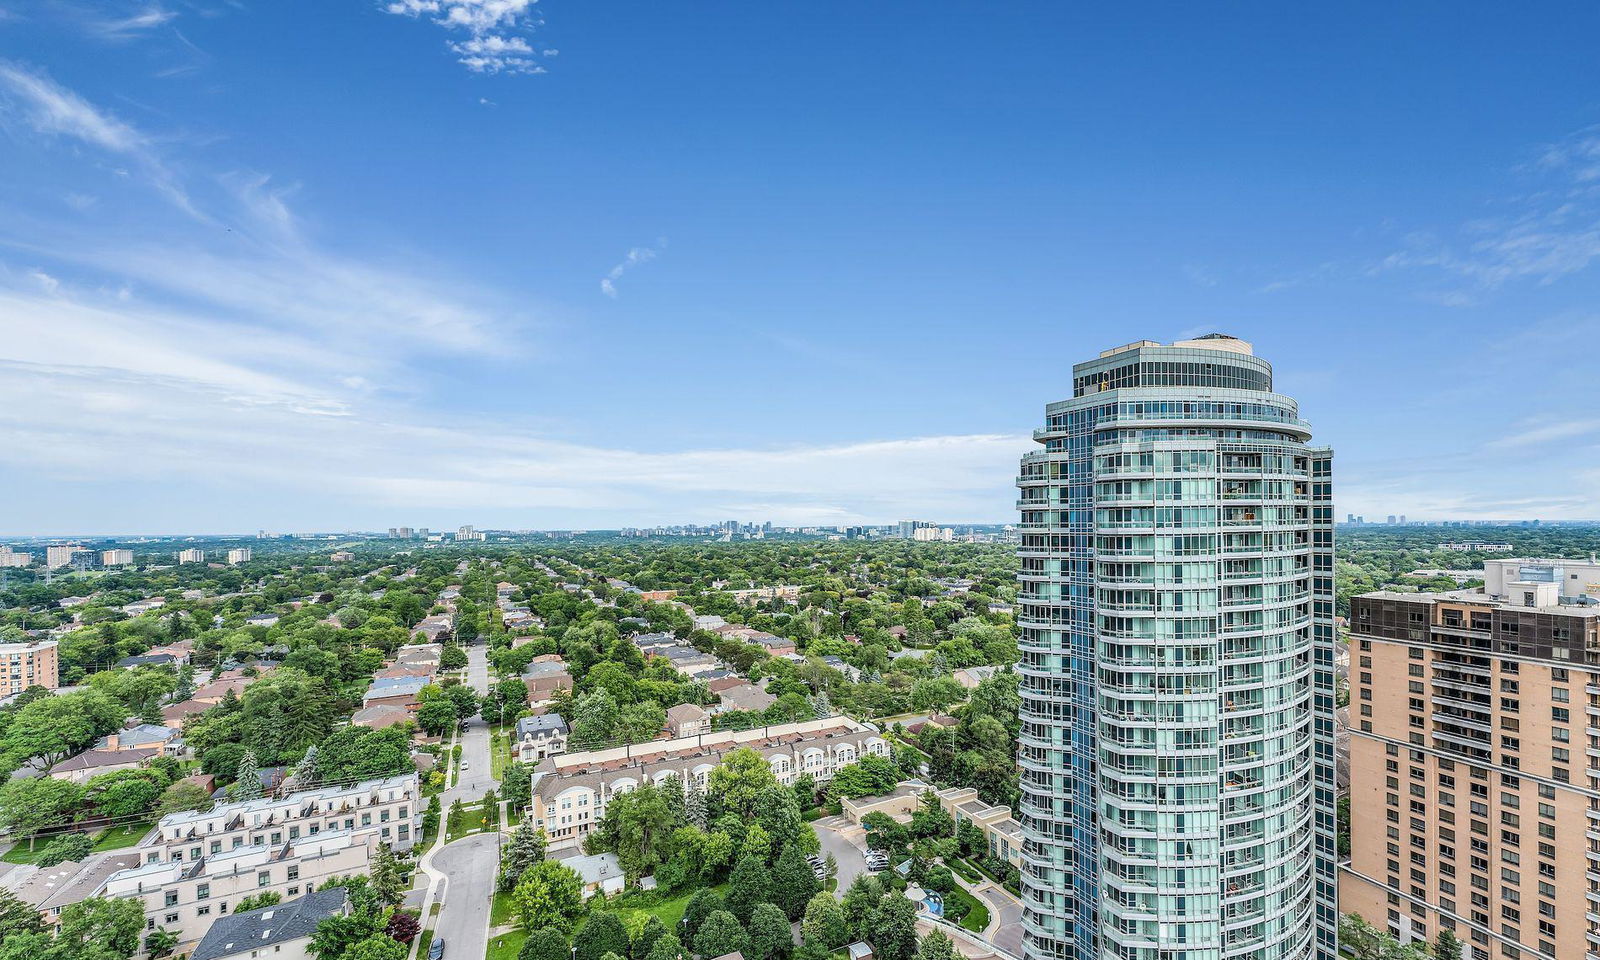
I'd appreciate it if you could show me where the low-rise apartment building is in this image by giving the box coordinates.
[151,774,422,860]
[106,829,368,956]
[528,718,887,852]
[1341,588,1600,960]
[1,638,59,694]
[934,786,1023,869]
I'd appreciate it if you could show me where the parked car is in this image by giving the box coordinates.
[429,939,445,960]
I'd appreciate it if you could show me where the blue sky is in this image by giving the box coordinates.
[4,2,1600,534]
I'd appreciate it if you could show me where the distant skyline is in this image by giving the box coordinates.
[5,3,1600,533]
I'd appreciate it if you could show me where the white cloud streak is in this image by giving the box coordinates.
[383,0,549,75]
[600,242,664,299]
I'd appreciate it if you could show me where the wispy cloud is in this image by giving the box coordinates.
[86,4,178,41]
[0,60,199,216]
[1486,418,1600,450]
[600,241,665,299]
[383,0,550,75]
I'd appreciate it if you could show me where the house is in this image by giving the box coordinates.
[713,683,777,715]
[821,656,861,682]
[100,723,183,756]
[693,615,727,631]
[412,614,454,642]
[952,665,1000,689]
[987,602,1014,616]
[846,942,874,960]
[396,644,443,669]
[657,646,722,677]
[190,887,350,960]
[521,659,574,704]
[363,676,428,711]
[122,598,167,616]
[117,653,180,670]
[558,852,625,898]
[10,851,143,925]
[631,632,679,654]
[747,632,797,657]
[636,590,677,602]
[245,613,280,628]
[516,714,570,763]
[352,705,413,730]
[841,779,931,825]
[664,703,709,739]
[47,746,159,783]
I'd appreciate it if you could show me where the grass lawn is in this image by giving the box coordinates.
[93,821,154,851]
[487,929,528,960]
[947,858,983,884]
[446,799,500,842]
[491,890,516,927]
[490,723,512,781]
[614,883,728,931]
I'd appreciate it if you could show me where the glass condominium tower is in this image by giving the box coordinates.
[1015,335,1338,960]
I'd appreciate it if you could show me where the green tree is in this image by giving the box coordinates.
[156,779,213,817]
[235,891,283,912]
[569,689,622,751]
[512,860,587,932]
[1435,930,1463,960]
[343,936,407,960]
[233,749,264,801]
[0,778,85,847]
[632,915,669,960]
[693,911,749,960]
[144,928,180,959]
[0,887,47,939]
[417,698,457,737]
[770,843,820,919]
[841,875,884,942]
[681,888,726,942]
[707,748,779,819]
[684,775,708,829]
[871,896,918,960]
[36,832,94,867]
[370,843,405,907]
[2,691,122,767]
[725,853,771,925]
[519,927,571,960]
[913,930,955,960]
[747,903,793,960]
[644,933,686,960]
[575,912,631,960]
[801,893,845,949]
[500,821,548,892]
[296,745,322,789]
[55,896,145,959]
[588,783,675,882]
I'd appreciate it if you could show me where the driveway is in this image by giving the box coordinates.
[811,815,871,892]
[430,832,501,960]
[975,883,1022,957]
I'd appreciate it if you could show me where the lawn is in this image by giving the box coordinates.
[946,858,983,884]
[446,800,498,842]
[2,821,155,865]
[487,929,529,960]
[490,723,513,781]
[946,887,988,933]
[491,890,516,927]
[614,883,727,931]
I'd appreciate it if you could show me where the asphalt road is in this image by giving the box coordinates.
[978,886,1023,957]
[444,644,496,805]
[431,832,500,960]
[811,815,871,891]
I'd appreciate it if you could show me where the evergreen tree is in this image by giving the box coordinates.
[519,927,571,960]
[841,875,883,942]
[747,903,793,960]
[681,888,726,943]
[684,775,708,829]
[1435,930,1463,960]
[296,745,321,789]
[644,933,687,960]
[694,911,750,960]
[370,843,405,907]
[871,897,919,960]
[771,843,820,919]
[500,822,548,892]
[575,912,630,960]
[913,930,955,960]
[233,750,263,801]
[661,774,686,825]
[726,853,771,925]
[801,892,845,949]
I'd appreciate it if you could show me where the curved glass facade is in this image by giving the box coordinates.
[1016,338,1337,960]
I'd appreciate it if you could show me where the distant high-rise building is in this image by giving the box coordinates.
[457,525,486,542]
[177,548,205,564]
[102,549,134,566]
[0,639,59,695]
[45,545,87,568]
[1347,513,1356,524]
[1387,514,1398,524]
[1398,514,1407,525]
[1017,334,1337,960]
[226,548,252,565]
[0,547,32,568]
